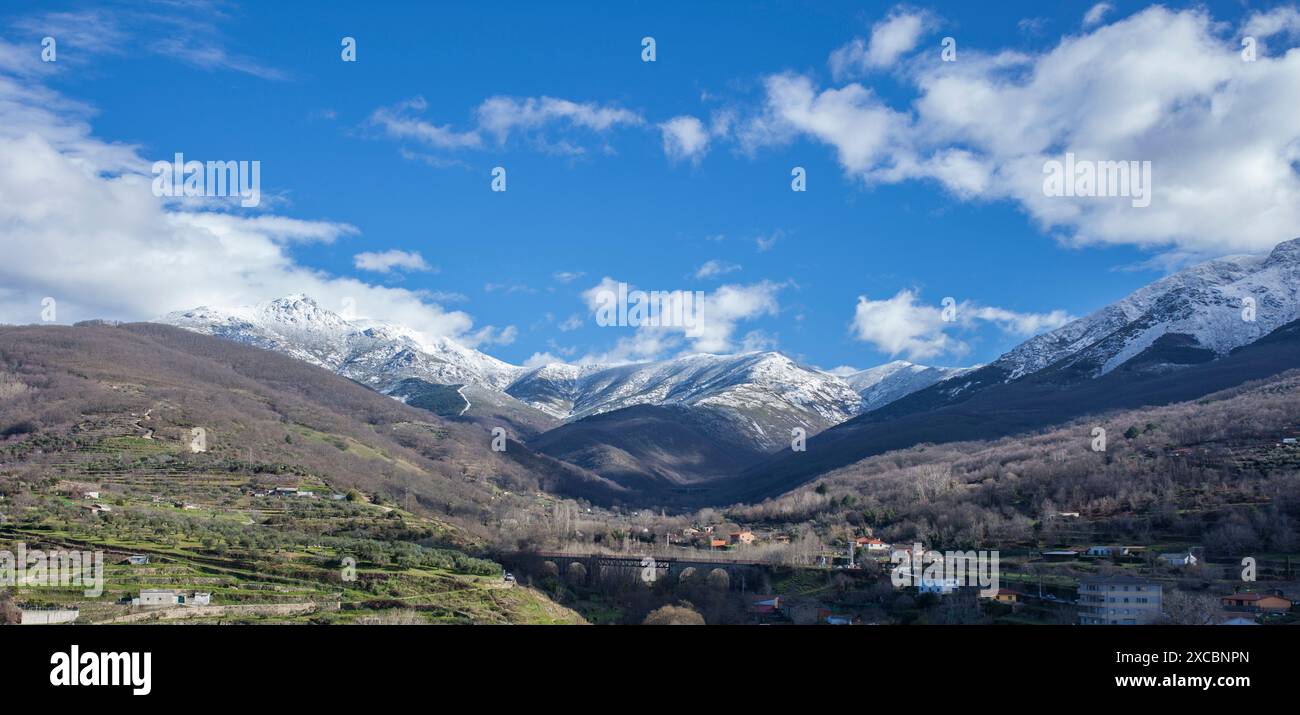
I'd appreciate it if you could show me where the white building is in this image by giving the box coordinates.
[20,607,80,625]
[133,589,182,608]
[1078,577,1163,625]
[1159,551,1198,567]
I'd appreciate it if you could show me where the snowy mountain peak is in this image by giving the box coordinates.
[1263,236,1300,267]
[161,296,521,389]
[839,361,976,413]
[159,294,978,449]
[993,237,1300,381]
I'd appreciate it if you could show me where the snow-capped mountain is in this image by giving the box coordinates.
[839,361,977,413]
[901,237,1300,411]
[160,295,955,450]
[996,239,1300,380]
[733,238,1300,505]
[508,352,864,449]
[511,353,859,421]
[162,295,525,390]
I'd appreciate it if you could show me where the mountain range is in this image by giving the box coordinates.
[723,238,1300,504]
[157,237,1300,507]
[161,296,965,450]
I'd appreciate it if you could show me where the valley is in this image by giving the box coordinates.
[4,239,1300,625]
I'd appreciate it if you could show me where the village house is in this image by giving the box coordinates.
[917,576,961,594]
[1220,591,1291,613]
[1158,551,1198,568]
[856,536,891,552]
[19,606,80,625]
[132,589,211,608]
[81,491,100,500]
[709,538,728,550]
[981,588,1021,604]
[134,589,184,608]
[126,554,149,565]
[729,531,755,546]
[1077,576,1162,625]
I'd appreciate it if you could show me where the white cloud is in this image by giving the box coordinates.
[850,290,956,360]
[580,277,783,358]
[353,250,433,274]
[574,329,681,366]
[829,8,931,79]
[468,324,517,346]
[1242,7,1300,55]
[850,290,1072,361]
[151,39,288,81]
[367,97,482,149]
[558,314,583,331]
[967,305,1073,336]
[659,115,711,162]
[475,96,642,144]
[552,270,586,284]
[755,230,783,252]
[1083,3,1113,28]
[746,6,1300,257]
[523,351,569,368]
[12,6,287,80]
[370,94,641,159]
[746,73,909,174]
[694,259,741,279]
[1017,17,1048,36]
[0,58,505,348]
[483,282,535,294]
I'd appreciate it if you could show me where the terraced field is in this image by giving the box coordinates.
[1,412,585,625]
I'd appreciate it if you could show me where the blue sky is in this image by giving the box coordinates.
[2,0,1299,372]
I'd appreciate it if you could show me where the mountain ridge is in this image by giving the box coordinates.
[160,296,968,450]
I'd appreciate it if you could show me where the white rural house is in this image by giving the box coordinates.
[1159,551,1198,567]
[133,589,183,608]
